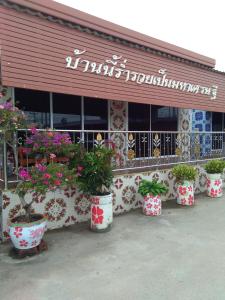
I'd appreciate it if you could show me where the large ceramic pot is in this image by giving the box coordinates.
[206,173,223,198]
[9,214,47,250]
[90,193,113,232]
[143,194,161,216]
[176,181,194,206]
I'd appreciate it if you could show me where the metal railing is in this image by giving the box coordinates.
[1,129,225,189]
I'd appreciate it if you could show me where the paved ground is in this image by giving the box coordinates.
[1,194,225,300]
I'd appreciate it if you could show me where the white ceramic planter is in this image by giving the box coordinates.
[176,181,194,206]
[90,193,113,232]
[143,194,161,216]
[9,214,47,250]
[206,173,223,198]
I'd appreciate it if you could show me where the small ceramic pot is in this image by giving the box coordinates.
[143,194,161,216]
[206,173,223,198]
[176,181,194,205]
[9,214,47,250]
[90,193,113,232]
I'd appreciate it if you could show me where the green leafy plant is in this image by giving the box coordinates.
[204,159,225,174]
[172,164,197,182]
[138,179,168,197]
[73,145,115,196]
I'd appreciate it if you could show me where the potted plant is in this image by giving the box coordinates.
[204,159,225,198]
[172,164,197,206]
[138,179,168,216]
[73,145,114,232]
[8,157,75,251]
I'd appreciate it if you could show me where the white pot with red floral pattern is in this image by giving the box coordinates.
[8,214,47,250]
[206,173,223,198]
[143,194,161,216]
[90,193,113,232]
[176,181,194,206]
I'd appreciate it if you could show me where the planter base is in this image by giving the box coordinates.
[90,223,112,233]
[9,239,48,259]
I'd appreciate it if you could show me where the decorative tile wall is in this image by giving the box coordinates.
[192,110,212,156]
[1,165,208,242]
[178,109,192,160]
[109,100,127,167]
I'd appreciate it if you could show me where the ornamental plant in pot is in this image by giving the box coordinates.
[73,145,114,232]
[204,159,225,198]
[138,179,168,216]
[9,158,75,251]
[172,164,197,206]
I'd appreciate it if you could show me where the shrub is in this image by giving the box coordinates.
[172,164,197,182]
[204,159,225,174]
[73,146,115,196]
[138,179,168,197]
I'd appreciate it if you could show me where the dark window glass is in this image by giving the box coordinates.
[151,105,178,156]
[212,112,223,150]
[83,98,108,149]
[53,93,81,130]
[128,103,150,158]
[84,98,108,130]
[15,88,50,128]
[212,112,223,131]
[151,105,178,131]
[128,103,150,131]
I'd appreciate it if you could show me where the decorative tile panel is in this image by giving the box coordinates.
[1,165,208,241]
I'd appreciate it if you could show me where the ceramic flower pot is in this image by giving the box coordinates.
[176,181,194,205]
[143,194,161,216]
[8,214,47,250]
[90,193,113,232]
[206,173,223,198]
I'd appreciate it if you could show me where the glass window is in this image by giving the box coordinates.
[212,112,223,150]
[53,93,81,130]
[84,97,108,130]
[151,105,178,156]
[128,103,150,158]
[15,88,50,128]
[151,105,178,131]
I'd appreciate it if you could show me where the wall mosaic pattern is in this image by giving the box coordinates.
[109,100,127,168]
[192,110,212,156]
[1,166,208,242]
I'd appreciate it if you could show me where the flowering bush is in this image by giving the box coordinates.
[16,159,76,221]
[0,100,26,132]
[25,128,76,156]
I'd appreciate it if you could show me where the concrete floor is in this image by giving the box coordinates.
[1,194,225,300]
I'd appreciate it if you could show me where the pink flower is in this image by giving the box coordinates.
[35,164,47,172]
[43,180,49,185]
[50,153,56,159]
[44,173,51,179]
[0,104,4,109]
[19,169,31,180]
[214,180,221,186]
[54,180,61,186]
[188,186,193,192]
[188,195,194,205]
[0,92,3,98]
[13,227,23,238]
[30,127,37,134]
[77,165,84,172]
[56,172,63,178]
[178,186,187,196]
[19,240,28,247]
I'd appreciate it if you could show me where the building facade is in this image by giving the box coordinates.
[0,0,225,241]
